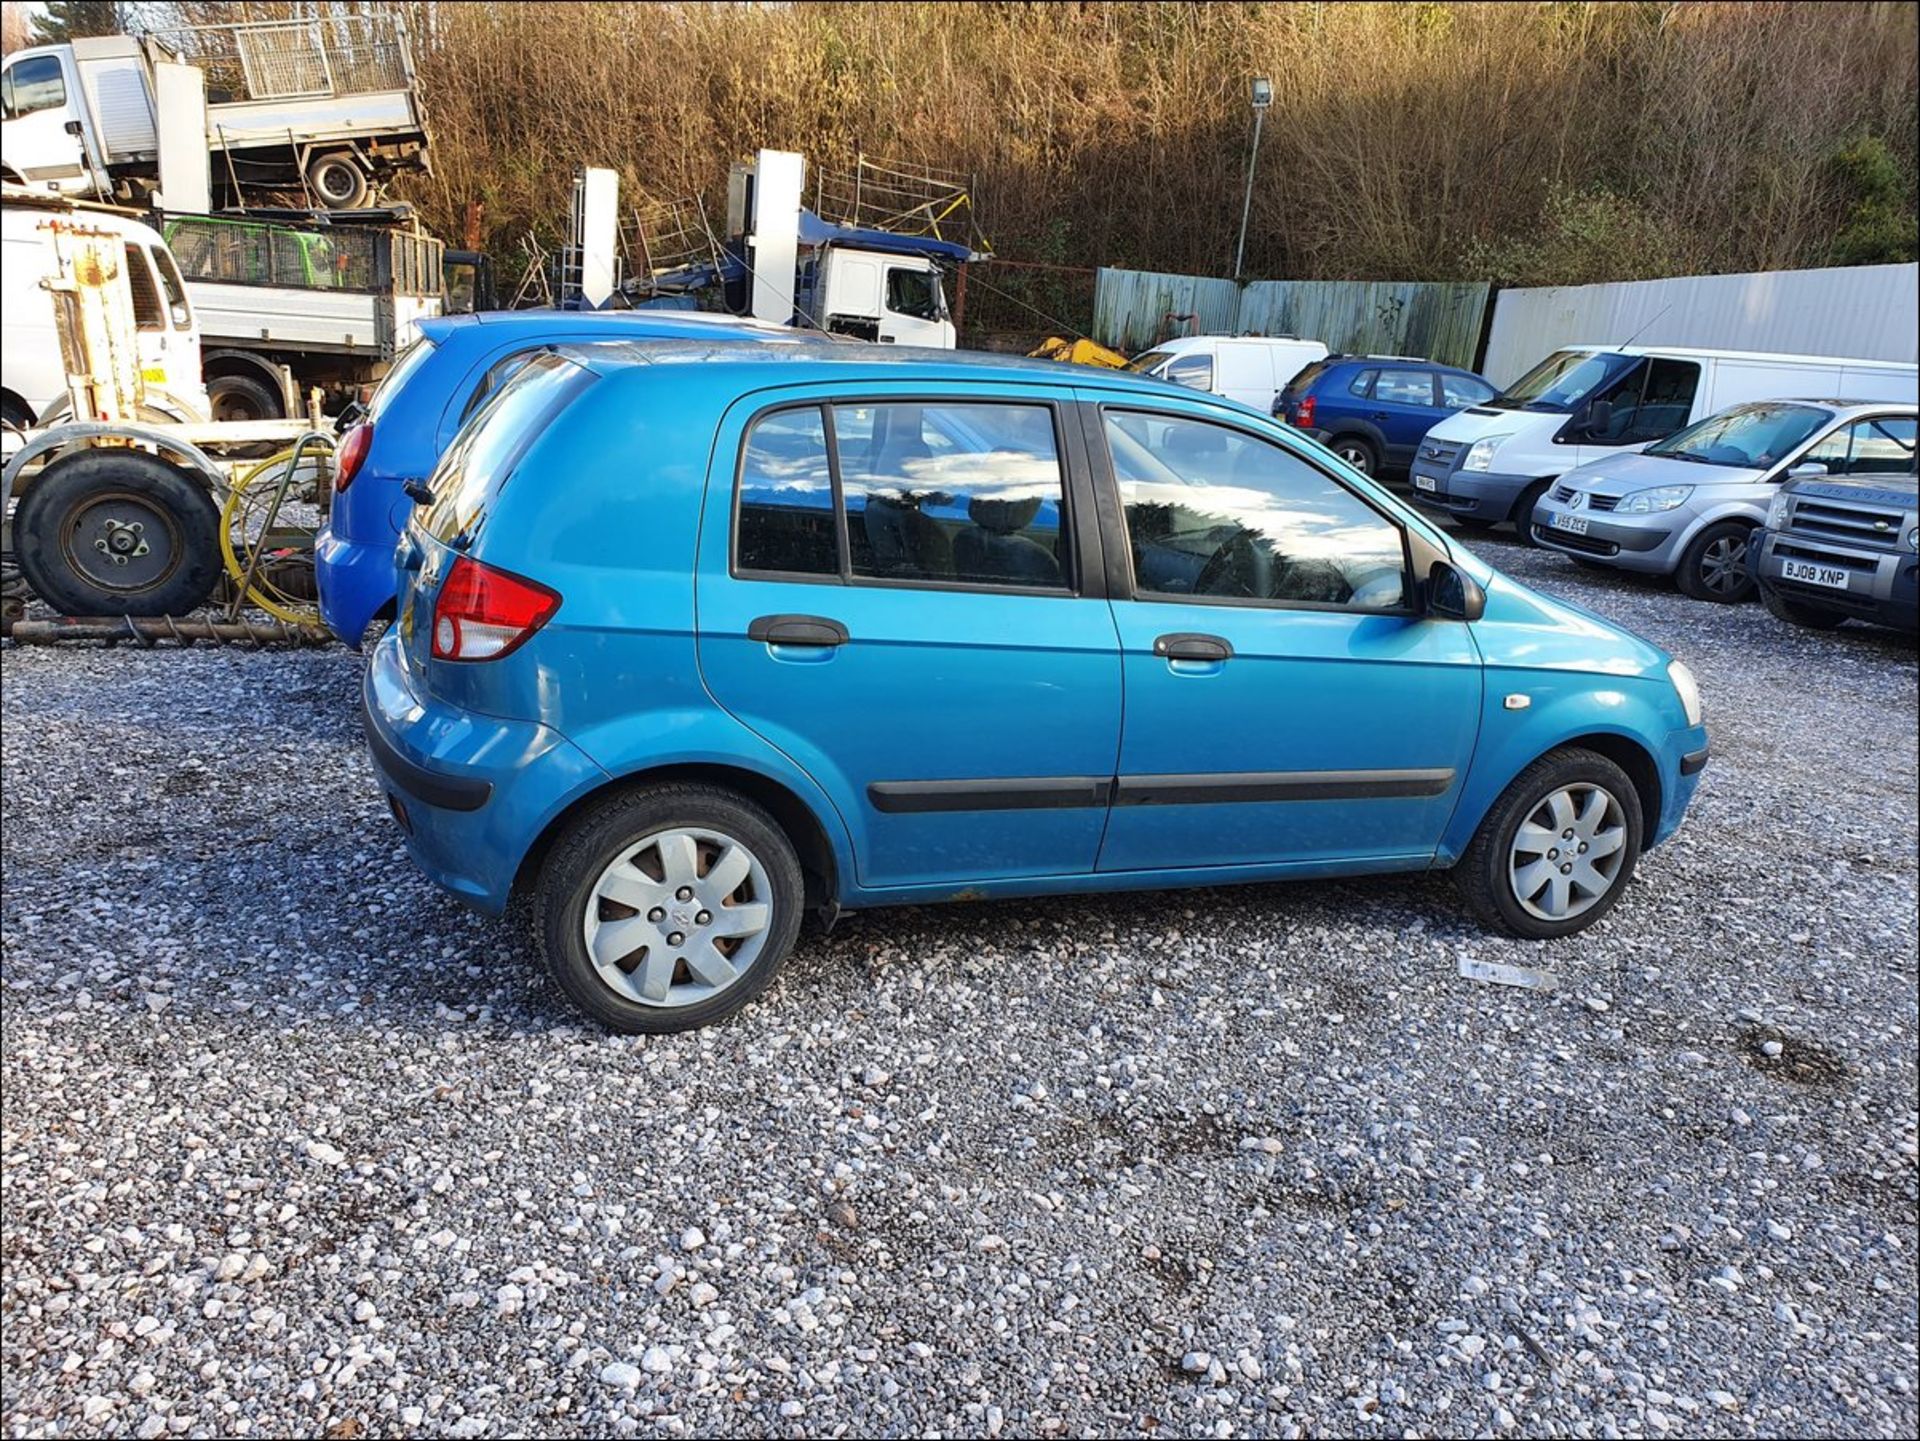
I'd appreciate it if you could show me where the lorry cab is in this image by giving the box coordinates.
[1,188,206,426]
[1410,344,1920,538]
[0,42,118,193]
[801,246,954,348]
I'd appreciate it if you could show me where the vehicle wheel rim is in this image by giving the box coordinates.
[1338,444,1371,472]
[59,491,182,595]
[1700,534,1748,594]
[1508,783,1628,922]
[582,827,773,1008]
[315,163,357,204]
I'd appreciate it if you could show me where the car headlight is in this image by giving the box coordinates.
[1668,659,1703,727]
[1462,435,1510,473]
[1615,485,1693,514]
[1766,491,1791,529]
[1908,524,1919,552]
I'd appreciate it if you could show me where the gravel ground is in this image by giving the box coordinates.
[3,532,1916,1440]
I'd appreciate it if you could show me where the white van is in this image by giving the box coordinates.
[1,188,207,428]
[1127,334,1329,414]
[1408,345,1919,538]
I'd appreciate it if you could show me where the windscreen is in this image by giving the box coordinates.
[1126,350,1174,375]
[1489,350,1633,412]
[1646,403,1830,469]
[419,352,598,547]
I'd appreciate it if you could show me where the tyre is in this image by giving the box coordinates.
[1759,582,1847,630]
[305,152,370,209]
[2,393,32,432]
[1675,520,1756,603]
[13,449,222,616]
[1455,747,1644,940]
[208,372,283,423]
[1514,480,1553,547]
[1329,435,1379,476]
[534,784,805,1034]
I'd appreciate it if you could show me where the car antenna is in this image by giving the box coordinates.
[1615,303,1674,351]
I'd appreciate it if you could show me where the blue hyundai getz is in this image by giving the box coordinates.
[364,341,1709,1033]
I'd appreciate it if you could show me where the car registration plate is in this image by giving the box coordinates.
[1414,474,1437,493]
[1549,512,1589,536]
[1781,559,1849,590]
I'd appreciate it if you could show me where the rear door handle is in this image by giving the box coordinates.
[1153,632,1233,663]
[748,614,849,647]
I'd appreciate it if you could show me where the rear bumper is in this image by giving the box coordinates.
[316,522,398,648]
[362,635,609,914]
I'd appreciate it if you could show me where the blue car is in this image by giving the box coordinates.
[1275,355,1497,478]
[314,308,796,645]
[364,342,1709,1033]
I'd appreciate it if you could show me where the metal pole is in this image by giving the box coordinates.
[1233,105,1266,284]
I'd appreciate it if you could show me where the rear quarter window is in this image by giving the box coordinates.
[420,352,598,547]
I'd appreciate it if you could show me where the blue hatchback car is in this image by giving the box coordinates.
[364,342,1709,1033]
[314,308,796,645]
[1275,356,1497,478]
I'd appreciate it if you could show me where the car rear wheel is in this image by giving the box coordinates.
[1676,520,1756,603]
[534,784,805,1033]
[1456,747,1644,940]
[1330,435,1378,475]
[1758,583,1847,630]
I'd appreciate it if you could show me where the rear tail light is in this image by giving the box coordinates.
[1295,395,1316,429]
[430,555,560,662]
[334,421,373,492]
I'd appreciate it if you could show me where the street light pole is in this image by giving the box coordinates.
[1234,76,1273,284]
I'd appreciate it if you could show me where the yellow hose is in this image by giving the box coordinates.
[217,441,333,625]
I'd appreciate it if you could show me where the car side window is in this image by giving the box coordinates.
[838,402,1068,589]
[1165,354,1213,392]
[1374,368,1436,406]
[3,55,65,117]
[1441,373,1494,408]
[1801,416,1918,477]
[1103,411,1409,611]
[885,267,939,321]
[734,400,1073,592]
[1599,358,1701,444]
[122,243,164,331]
[1346,368,1379,398]
[737,407,839,576]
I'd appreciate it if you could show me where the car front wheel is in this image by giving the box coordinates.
[534,784,805,1033]
[1456,747,1644,940]
[1676,520,1756,603]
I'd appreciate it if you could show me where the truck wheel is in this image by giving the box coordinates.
[209,373,284,423]
[1675,520,1755,603]
[14,450,222,617]
[1759,583,1847,631]
[306,152,370,209]
[1329,435,1378,475]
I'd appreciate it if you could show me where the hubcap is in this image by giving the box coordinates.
[1338,445,1371,473]
[1508,784,1628,922]
[1700,535,1748,594]
[582,827,772,1008]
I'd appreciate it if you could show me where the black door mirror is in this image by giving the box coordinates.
[1427,560,1486,622]
[1585,398,1614,438]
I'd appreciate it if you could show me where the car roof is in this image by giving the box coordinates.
[1719,398,1916,415]
[1558,343,1916,370]
[416,307,799,349]
[548,337,1227,399]
[1150,333,1320,354]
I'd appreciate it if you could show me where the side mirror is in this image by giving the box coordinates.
[1785,460,1829,480]
[1427,560,1486,622]
[1585,398,1614,437]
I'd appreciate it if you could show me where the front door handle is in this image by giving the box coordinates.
[748,614,849,647]
[1153,632,1233,663]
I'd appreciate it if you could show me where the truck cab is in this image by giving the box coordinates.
[801,246,955,348]
[1,41,121,194]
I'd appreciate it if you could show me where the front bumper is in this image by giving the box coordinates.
[1407,460,1538,521]
[362,635,609,914]
[1528,493,1681,570]
[1751,525,1919,630]
[1654,724,1711,849]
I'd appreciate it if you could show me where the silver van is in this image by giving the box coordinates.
[1529,400,1920,602]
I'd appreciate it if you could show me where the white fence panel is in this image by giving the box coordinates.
[1482,263,1919,387]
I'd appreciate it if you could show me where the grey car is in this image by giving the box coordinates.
[1529,399,1920,602]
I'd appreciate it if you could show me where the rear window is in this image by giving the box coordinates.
[367,336,437,421]
[420,352,597,546]
[1285,359,1332,394]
